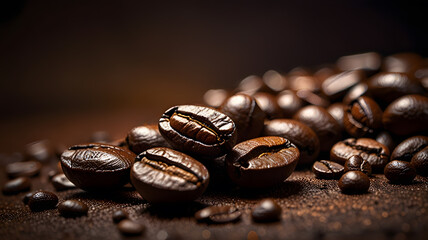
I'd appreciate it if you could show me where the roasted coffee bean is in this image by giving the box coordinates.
[411,146,428,176]
[289,75,319,92]
[296,90,330,108]
[113,209,129,223]
[343,82,370,105]
[383,95,428,136]
[22,191,35,205]
[251,199,281,222]
[276,90,305,118]
[117,220,145,236]
[337,52,381,72]
[344,155,372,176]
[131,147,209,203]
[383,52,423,75]
[220,93,266,142]
[6,160,42,178]
[28,190,58,211]
[263,119,320,166]
[330,138,389,172]
[58,200,89,217]
[195,205,241,224]
[25,140,54,163]
[2,177,31,195]
[384,160,416,184]
[312,160,344,179]
[236,75,271,95]
[375,131,396,153]
[226,136,299,188]
[90,131,111,143]
[253,92,283,119]
[61,143,136,191]
[314,66,338,82]
[321,70,363,100]
[126,124,171,155]
[391,136,428,161]
[159,105,237,158]
[51,174,76,191]
[203,89,229,108]
[344,96,383,138]
[338,171,370,194]
[262,70,288,92]
[327,103,345,130]
[293,105,342,152]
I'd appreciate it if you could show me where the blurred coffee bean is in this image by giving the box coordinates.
[312,160,344,179]
[277,90,305,118]
[2,177,31,195]
[411,146,428,176]
[236,75,271,95]
[203,89,229,108]
[344,96,383,138]
[375,131,396,153]
[113,209,129,223]
[383,52,423,75]
[288,67,312,77]
[296,90,330,108]
[384,160,416,184]
[343,82,370,105]
[313,66,338,83]
[58,200,89,217]
[25,140,54,163]
[252,92,282,119]
[126,124,170,154]
[195,205,241,224]
[251,199,281,222]
[28,190,58,212]
[117,220,145,236]
[51,174,76,191]
[337,52,381,74]
[327,103,345,130]
[338,171,370,194]
[262,70,288,92]
[391,136,428,162]
[6,160,41,178]
[322,70,363,101]
[289,75,320,92]
[22,191,35,205]
[90,131,111,143]
[344,155,372,176]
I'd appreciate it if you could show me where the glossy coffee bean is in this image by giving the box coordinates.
[117,220,145,236]
[338,171,370,194]
[344,96,383,138]
[220,93,266,142]
[391,136,428,161]
[113,209,129,223]
[6,160,42,178]
[383,95,428,136]
[384,160,416,184]
[251,199,281,222]
[61,143,136,191]
[195,205,241,224]
[330,138,389,172]
[375,131,396,153]
[226,136,299,188]
[159,105,237,158]
[203,89,229,108]
[131,147,209,203]
[276,90,305,118]
[126,124,170,155]
[321,70,363,100]
[312,160,344,179]
[293,105,342,152]
[263,119,320,166]
[253,92,283,119]
[411,146,428,176]
[28,190,58,211]
[58,200,89,217]
[344,155,372,176]
[2,177,31,195]
[51,174,76,191]
[22,191,35,205]
[343,82,370,105]
[327,103,345,130]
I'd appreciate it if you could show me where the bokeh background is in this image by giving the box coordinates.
[0,0,427,152]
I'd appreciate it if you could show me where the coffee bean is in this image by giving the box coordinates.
[226,136,299,188]
[195,205,241,224]
[383,53,423,75]
[321,70,363,101]
[384,160,416,184]
[276,90,305,118]
[289,75,319,92]
[23,191,35,205]
[312,160,344,179]
[337,52,381,72]
[28,190,58,211]
[113,209,129,223]
[203,89,229,108]
[314,66,338,82]
[262,70,287,92]
[251,199,281,222]
[411,146,428,176]
[25,140,54,163]
[293,105,342,152]
[6,160,42,178]
[327,103,345,130]
[375,131,396,153]
[220,93,266,142]
[51,174,76,191]
[391,136,428,162]
[2,177,31,195]
[263,119,320,166]
[126,124,171,155]
[344,96,383,138]
[344,155,372,176]
[338,171,370,194]
[131,147,209,203]
[383,95,428,136]
[61,143,136,191]
[295,90,330,108]
[330,138,389,172]
[117,220,145,236]
[236,75,271,96]
[58,200,89,217]
[159,105,237,158]
[343,82,370,105]
[253,92,283,119]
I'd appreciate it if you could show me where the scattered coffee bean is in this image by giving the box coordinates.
[391,136,428,162]
[383,53,423,75]
[375,131,396,153]
[203,89,229,108]
[236,75,271,96]
[28,190,58,211]
[25,140,53,163]
[312,160,344,179]
[126,124,171,154]
[327,103,345,130]
[321,70,363,101]
[253,92,283,119]
[338,171,370,194]
[289,75,319,92]
[344,96,383,138]
[195,205,241,224]
[2,177,31,195]
[343,82,370,105]
[411,146,428,176]
[51,174,76,191]
[276,90,305,118]
[262,70,287,92]
[337,52,381,72]
[117,220,145,236]
[344,155,372,176]
[58,200,89,217]
[131,147,210,203]
[6,160,42,178]
[384,160,416,184]
[295,89,330,108]
[22,191,35,205]
[251,199,281,222]
[113,209,129,223]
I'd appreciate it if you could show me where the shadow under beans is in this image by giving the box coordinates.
[66,189,145,205]
[141,202,208,219]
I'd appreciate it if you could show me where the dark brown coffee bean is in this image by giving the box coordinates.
[383,95,428,136]
[61,143,136,191]
[337,52,381,72]
[322,70,363,101]
[25,140,54,163]
[226,136,299,188]
[117,220,145,236]
[220,93,266,142]
[327,103,345,130]
[263,119,320,166]
[384,160,416,184]
[289,75,320,92]
[375,131,396,153]
[251,199,281,222]
[296,90,330,108]
[203,89,229,108]
[28,190,58,212]
[262,70,288,92]
[58,200,89,217]
[344,96,383,138]
[2,177,31,195]
[411,146,428,176]
[236,75,271,95]
[343,82,371,105]
[277,90,305,118]
[113,209,129,223]
[131,147,209,203]
[383,52,423,75]
[314,66,338,82]
[330,138,389,172]
[195,205,241,224]
[159,105,237,158]
[338,171,370,194]
[344,155,372,176]
[312,160,344,179]
[253,92,283,119]
[51,174,76,191]
[126,124,171,155]
[293,105,342,152]
[391,136,428,161]
[6,160,42,178]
